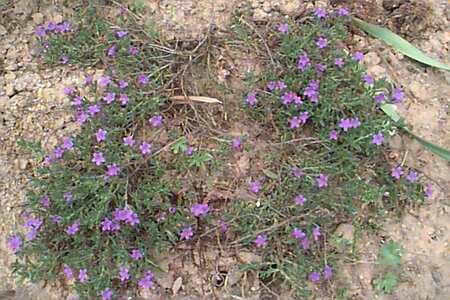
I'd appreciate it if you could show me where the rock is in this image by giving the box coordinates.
[364,52,381,66]
[409,81,428,100]
[280,0,301,15]
[5,84,15,97]
[32,13,44,25]
[333,223,355,254]
[172,277,182,295]
[0,25,7,36]
[368,65,387,78]
[262,1,272,13]
[4,73,16,81]
[253,8,270,21]
[237,251,262,264]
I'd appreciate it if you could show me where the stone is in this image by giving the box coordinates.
[262,1,272,13]
[237,251,262,264]
[368,65,387,78]
[0,25,7,36]
[364,52,381,66]
[5,84,15,97]
[32,13,44,25]
[253,8,270,21]
[4,73,16,81]
[409,81,428,100]
[280,0,300,15]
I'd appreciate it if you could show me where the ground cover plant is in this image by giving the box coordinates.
[9,3,433,299]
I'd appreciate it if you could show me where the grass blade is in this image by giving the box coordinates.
[353,18,450,71]
[381,104,450,161]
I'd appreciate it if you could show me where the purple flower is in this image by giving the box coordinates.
[249,181,261,194]
[349,118,361,128]
[85,75,94,86]
[424,183,433,197]
[101,288,113,300]
[334,57,344,67]
[138,274,154,289]
[190,203,211,217]
[316,174,328,188]
[114,207,140,226]
[232,137,243,150]
[62,56,70,64]
[297,54,310,71]
[374,92,386,104]
[129,46,139,55]
[295,194,307,206]
[278,23,289,33]
[181,226,194,240]
[66,221,80,235]
[391,167,403,180]
[301,237,310,250]
[292,228,305,239]
[316,37,328,49]
[41,195,51,208]
[138,74,149,85]
[92,152,105,165]
[140,142,152,155]
[72,96,83,107]
[363,74,374,85]
[119,267,130,281]
[337,8,349,17]
[329,130,339,141]
[372,132,384,146]
[117,30,128,38]
[267,82,276,91]
[107,45,116,57]
[54,147,64,159]
[310,271,321,282]
[63,192,73,202]
[51,215,61,224]
[316,63,326,73]
[36,26,46,37]
[101,218,114,232]
[185,146,195,156]
[392,87,404,103]
[338,118,352,132]
[282,91,302,105]
[103,92,116,104]
[106,163,120,178]
[246,93,257,106]
[292,168,304,178]
[88,104,101,116]
[149,115,163,127]
[123,136,135,147]
[168,206,176,214]
[406,171,419,183]
[8,236,22,252]
[61,137,74,150]
[63,264,73,278]
[289,117,301,129]
[42,41,50,48]
[99,76,111,88]
[131,249,143,260]
[95,129,107,142]
[314,8,327,19]
[353,51,364,62]
[220,220,228,232]
[119,93,130,105]
[47,21,56,31]
[78,269,88,283]
[58,21,70,33]
[119,80,129,89]
[44,155,54,166]
[77,112,89,124]
[277,81,287,90]
[254,235,268,248]
[313,225,321,241]
[63,86,74,96]
[299,111,309,123]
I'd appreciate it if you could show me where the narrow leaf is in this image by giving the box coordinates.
[263,169,278,180]
[381,103,401,123]
[171,95,223,104]
[404,128,450,162]
[353,18,450,71]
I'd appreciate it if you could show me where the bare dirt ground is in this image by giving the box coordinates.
[0,0,448,299]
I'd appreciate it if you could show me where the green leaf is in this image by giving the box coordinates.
[374,272,398,294]
[403,128,450,162]
[381,104,450,161]
[380,241,404,267]
[353,18,450,71]
[263,169,278,180]
[380,103,401,123]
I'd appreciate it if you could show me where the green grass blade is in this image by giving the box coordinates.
[403,128,450,162]
[381,104,450,161]
[353,18,450,71]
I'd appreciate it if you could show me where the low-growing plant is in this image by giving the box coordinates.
[373,240,404,294]
[9,4,433,299]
